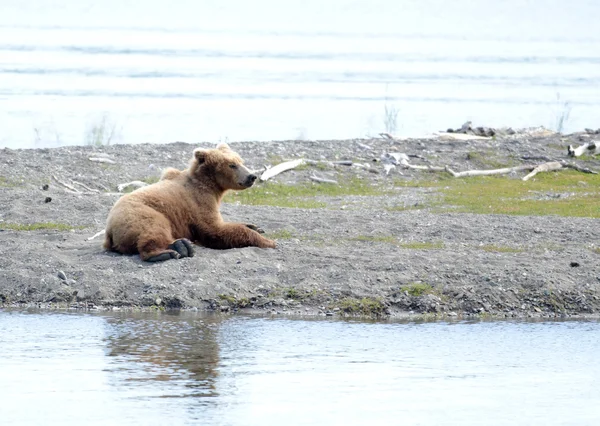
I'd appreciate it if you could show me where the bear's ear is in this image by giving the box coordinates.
[193,148,208,164]
[216,143,231,151]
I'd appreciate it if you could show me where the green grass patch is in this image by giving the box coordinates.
[352,235,398,244]
[435,171,600,218]
[336,297,387,317]
[0,222,82,231]
[218,294,251,308]
[0,177,22,187]
[399,241,444,250]
[267,229,295,239]
[141,176,160,185]
[480,245,525,253]
[225,178,388,208]
[401,282,434,297]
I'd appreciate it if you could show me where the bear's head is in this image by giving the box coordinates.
[190,143,258,191]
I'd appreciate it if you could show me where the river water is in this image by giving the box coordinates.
[1,0,599,149]
[1,310,599,425]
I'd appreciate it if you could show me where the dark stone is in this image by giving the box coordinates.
[44,197,52,203]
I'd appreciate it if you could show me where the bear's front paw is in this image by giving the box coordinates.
[246,223,265,234]
[169,238,195,258]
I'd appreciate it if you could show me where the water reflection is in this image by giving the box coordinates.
[103,311,222,399]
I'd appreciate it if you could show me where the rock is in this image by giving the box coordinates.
[44,197,52,203]
[57,271,67,281]
[42,184,49,190]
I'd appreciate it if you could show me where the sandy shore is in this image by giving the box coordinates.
[1,131,599,319]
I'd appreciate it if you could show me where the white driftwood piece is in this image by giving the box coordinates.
[87,229,106,241]
[117,181,148,192]
[435,132,491,141]
[522,161,563,181]
[568,142,598,157]
[260,159,305,182]
[88,157,116,164]
[446,165,533,178]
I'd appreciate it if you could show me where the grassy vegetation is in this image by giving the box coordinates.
[399,241,444,249]
[336,297,387,317]
[434,171,600,218]
[351,235,444,249]
[224,163,598,217]
[592,247,600,255]
[85,114,118,147]
[267,229,295,239]
[0,222,82,231]
[225,178,388,208]
[400,282,434,297]
[218,294,251,308]
[0,177,22,187]
[351,235,398,244]
[480,245,525,253]
[141,176,160,185]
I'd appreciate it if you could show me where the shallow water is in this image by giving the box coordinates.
[1,0,599,148]
[1,310,599,425]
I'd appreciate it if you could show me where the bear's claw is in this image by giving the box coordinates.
[169,238,195,258]
[246,224,265,234]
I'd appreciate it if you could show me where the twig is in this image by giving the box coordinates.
[72,180,99,193]
[52,175,80,193]
[87,229,106,241]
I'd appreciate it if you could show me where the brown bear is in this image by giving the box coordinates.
[103,143,276,261]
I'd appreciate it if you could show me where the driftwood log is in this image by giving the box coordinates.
[260,159,305,182]
[568,142,598,157]
[383,153,597,180]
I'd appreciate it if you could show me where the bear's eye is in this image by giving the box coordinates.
[229,164,237,169]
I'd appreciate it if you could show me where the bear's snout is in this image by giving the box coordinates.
[244,174,258,187]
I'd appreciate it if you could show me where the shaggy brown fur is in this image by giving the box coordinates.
[104,144,276,262]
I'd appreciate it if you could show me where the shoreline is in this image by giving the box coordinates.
[1,131,599,319]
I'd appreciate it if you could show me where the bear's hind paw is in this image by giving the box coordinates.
[169,238,195,258]
[145,250,181,262]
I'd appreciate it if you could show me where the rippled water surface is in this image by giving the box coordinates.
[1,0,599,148]
[1,310,599,425]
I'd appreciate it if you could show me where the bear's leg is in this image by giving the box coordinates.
[199,223,276,249]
